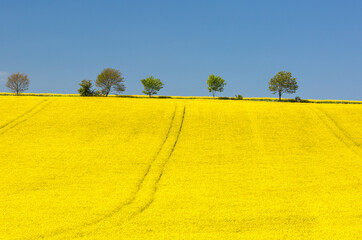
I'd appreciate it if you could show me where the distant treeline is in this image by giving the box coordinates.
[2,69,361,103]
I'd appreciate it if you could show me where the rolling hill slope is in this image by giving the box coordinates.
[0,96,361,239]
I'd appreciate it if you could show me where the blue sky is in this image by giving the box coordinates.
[0,0,361,100]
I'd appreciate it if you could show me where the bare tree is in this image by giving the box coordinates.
[6,73,30,95]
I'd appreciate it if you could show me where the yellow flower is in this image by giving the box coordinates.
[0,96,361,239]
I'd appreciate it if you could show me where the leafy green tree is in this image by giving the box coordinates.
[96,68,125,97]
[268,71,298,101]
[6,73,30,95]
[206,74,226,98]
[140,76,164,97]
[78,80,95,96]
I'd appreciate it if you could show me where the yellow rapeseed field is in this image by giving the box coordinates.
[0,96,361,239]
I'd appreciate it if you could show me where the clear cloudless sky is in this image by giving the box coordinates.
[0,0,361,100]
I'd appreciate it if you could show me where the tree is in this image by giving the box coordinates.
[6,73,30,95]
[206,74,226,98]
[268,71,298,101]
[96,68,125,97]
[78,80,95,96]
[140,76,164,97]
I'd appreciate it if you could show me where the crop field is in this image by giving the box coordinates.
[0,96,361,239]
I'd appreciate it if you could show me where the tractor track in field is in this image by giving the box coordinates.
[82,104,179,225]
[135,105,185,216]
[0,100,51,135]
[28,104,185,240]
[309,105,361,157]
[315,106,361,149]
[309,105,362,184]
[133,105,179,199]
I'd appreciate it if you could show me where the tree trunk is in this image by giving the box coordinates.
[212,92,215,99]
[149,94,151,98]
[278,90,282,101]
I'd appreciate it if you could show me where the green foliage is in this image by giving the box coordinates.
[206,75,226,98]
[96,68,125,97]
[235,94,243,100]
[78,80,96,96]
[295,96,301,102]
[6,73,30,95]
[268,71,298,100]
[140,76,164,97]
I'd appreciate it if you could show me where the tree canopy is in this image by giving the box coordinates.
[268,71,298,100]
[206,74,226,98]
[140,76,164,97]
[6,73,30,95]
[78,80,95,96]
[96,68,125,97]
